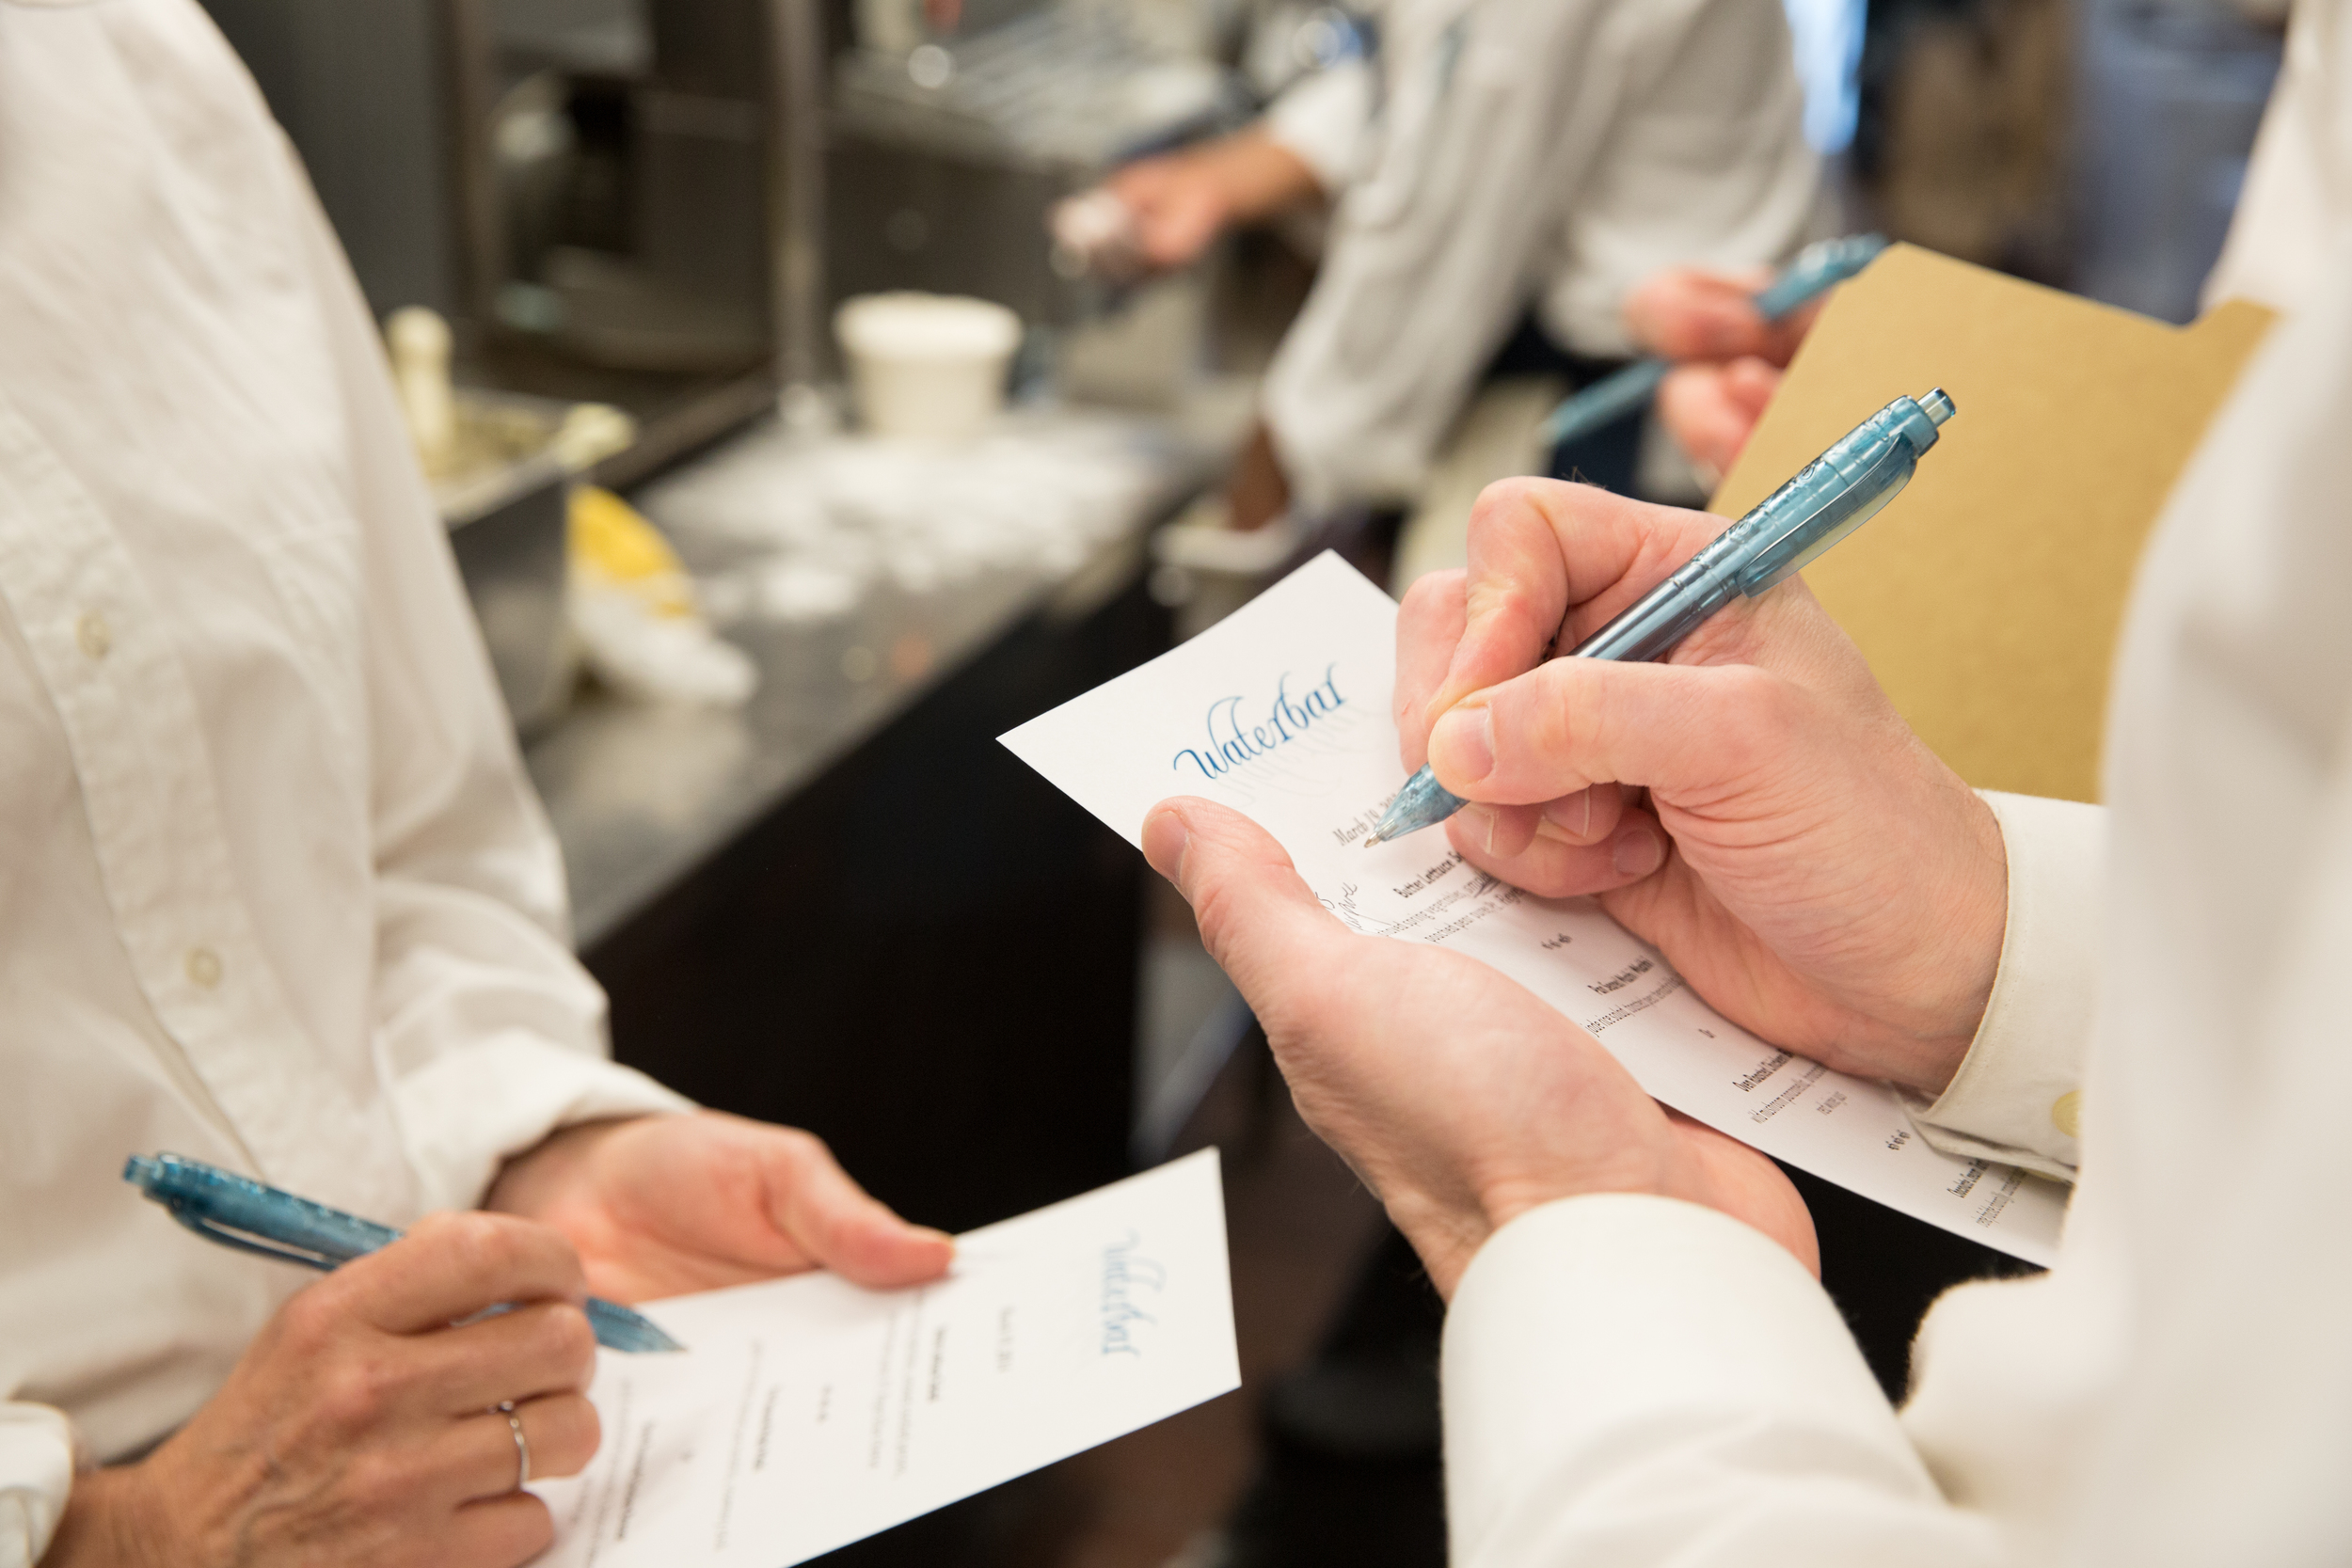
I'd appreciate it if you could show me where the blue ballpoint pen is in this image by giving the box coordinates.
[1368,386,1957,847]
[1539,233,1891,452]
[124,1152,684,1353]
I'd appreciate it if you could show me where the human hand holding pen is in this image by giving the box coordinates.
[1658,357,1786,480]
[45,1213,599,1568]
[1395,478,2009,1095]
[1623,265,1816,478]
[1623,264,1818,365]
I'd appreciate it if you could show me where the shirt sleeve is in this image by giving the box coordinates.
[1442,1195,2003,1568]
[1262,59,1375,195]
[1898,791,2106,1180]
[2,1403,71,1568]
[289,153,691,1218]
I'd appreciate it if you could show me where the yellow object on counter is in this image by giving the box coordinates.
[564,485,755,706]
[569,484,697,619]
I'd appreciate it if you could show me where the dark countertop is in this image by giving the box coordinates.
[525,404,1231,950]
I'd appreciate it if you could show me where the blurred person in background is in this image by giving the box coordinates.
[1643,0,2338,481]
[1101,0,1827,526]
[0,7,952,1567]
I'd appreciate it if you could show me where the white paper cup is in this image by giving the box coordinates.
[834,293,1023,442]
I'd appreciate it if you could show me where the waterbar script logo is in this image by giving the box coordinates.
[1170,666,1346,783]
[1100,1231,1165,1357]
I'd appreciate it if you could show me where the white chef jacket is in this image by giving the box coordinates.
[1257,0,1825,513]
[2201,0,2348,313]
[1437,8,2352,1560]
[0,5,691,1563]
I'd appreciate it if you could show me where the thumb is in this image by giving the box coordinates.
[1143,798,1348,1003]
[765,1133,955,1289]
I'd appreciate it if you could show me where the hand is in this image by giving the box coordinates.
[1105,129,1322,272]
[1104,154,1234,272]
[487,1111,955,1303]
[47,1214,599,1568]
[1396,479,2007,1096]
[1623,265,1818,480]
[1223,421,1293,533]
[1621,265,1815,365]
[1657,356,1782,482]
[1142,800,1816,1296]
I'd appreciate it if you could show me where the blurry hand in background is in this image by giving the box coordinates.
[1623,265,1808,361]
[1623,265,1821,481]
[1103,128,1324,273]
[1658,356,1787,481]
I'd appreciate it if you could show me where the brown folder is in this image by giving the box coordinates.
[1710,244,2274,802]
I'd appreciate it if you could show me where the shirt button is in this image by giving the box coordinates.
[185,947,224,990]
[76,611,111,660]
[2049,1090,2082,1139]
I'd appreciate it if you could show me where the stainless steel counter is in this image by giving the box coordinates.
[525,406,1228,950]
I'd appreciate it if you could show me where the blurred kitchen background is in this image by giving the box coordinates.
[191,0,2287,1563]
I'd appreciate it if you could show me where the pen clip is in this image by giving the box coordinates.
[160,1202,339,1273]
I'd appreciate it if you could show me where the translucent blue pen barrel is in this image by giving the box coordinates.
[124,1153,683,1352]
[125,1153,397,1261]
[1751,233,1888,320]
[1572,388,1951,664]
[1366,387,1953,847]
[1542,360,1670,450]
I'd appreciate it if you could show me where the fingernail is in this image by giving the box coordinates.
[1142,809,1190,887]
[1458,803,1499,855]
[1613,826,1663,879]
[1534,792,1591,846]
[915,1227,955,1247]
[1430,705,1494,784]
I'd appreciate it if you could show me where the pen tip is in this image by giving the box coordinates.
[1361,834,1382,848]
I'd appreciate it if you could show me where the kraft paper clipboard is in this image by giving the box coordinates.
[1712,244,2275,803]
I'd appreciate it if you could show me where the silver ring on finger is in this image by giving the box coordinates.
[498,1400,532,1492]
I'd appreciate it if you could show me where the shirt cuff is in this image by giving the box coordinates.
[1263,61,1374,195]
[1,1404,73,1568]
[1443,1195,1950,1568]
[392,1034,695,1213]
[1899,791,2106,1180]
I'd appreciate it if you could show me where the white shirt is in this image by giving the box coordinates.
[2201,0,2349,313]
[1438,7,2352,1561]
[0,6,689,1563]
[1258,0,1825,513]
